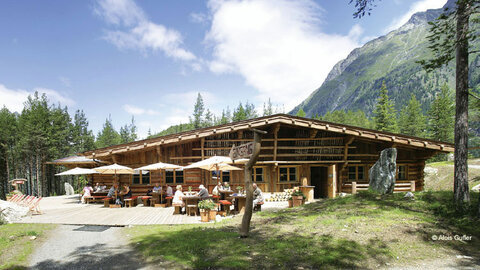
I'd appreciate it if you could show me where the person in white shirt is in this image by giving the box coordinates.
[153,183,162,193]
[212,182,223,196]
[172,185,184,206]
[166,185,173,197]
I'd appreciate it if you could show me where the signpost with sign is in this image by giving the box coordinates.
[229,142,254,161]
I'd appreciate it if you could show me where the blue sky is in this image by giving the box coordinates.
[0,0,446,138]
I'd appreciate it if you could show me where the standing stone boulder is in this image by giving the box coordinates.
[64,182,75,195]
[369,148,397,194]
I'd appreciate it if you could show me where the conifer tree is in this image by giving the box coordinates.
[96,116,121,148]
[191,93,205,129]
[263,98,273,116]
[120,116,137,143]
[233,102,247,121]
[398,94,426,137]
[428,84,455,142]
[296,108,306,117]
[204,109,213,127]
[71,110,95,153]
[373,82,398,132]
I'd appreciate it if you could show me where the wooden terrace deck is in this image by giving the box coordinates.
[15,195,201,226]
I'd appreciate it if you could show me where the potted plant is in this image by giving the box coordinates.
[206,199,218,221]
[198,199,213,222]
[288,197,293,208]
[291,190,306,207]
[236,186,243,195]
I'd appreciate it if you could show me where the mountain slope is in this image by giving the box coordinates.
[291,5,480,117]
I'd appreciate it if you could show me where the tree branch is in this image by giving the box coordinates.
[469,91,480,101]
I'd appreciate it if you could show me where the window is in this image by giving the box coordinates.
[251,167,264,182]
[279,166,297,182]
[222,171,230,182]
[348,166,366,181]
[398,166,407,180]
[166,169,183,184]
[132,170,150,185]
[348,167,356,181]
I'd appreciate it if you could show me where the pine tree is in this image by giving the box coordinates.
[263,98,273,116]
[233,102,247,121]
[71,110,95,153]
[0,107,17,199]
[191,93,205,129]
[296,108,306,117]
[245,102,257,119]
[428,84,454,143]
[120,116,137,143]
[398,94,426,137]
[204,109,213,127]
[96,116,121,148]
[373,82,398,132]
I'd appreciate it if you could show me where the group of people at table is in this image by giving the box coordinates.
[81,181,265,211]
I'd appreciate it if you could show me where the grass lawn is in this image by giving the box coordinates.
[0,223,56,269]
[125,191,480,269]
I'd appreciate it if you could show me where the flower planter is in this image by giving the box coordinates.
[292,196,304,207]
[209,210,217,221]
[288,199,293,208]
[200,209,209,222]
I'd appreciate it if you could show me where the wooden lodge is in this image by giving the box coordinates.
[64,114,453,198]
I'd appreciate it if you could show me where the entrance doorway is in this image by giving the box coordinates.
[310,167,328,198]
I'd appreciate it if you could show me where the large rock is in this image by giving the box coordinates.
[369,148,397,194]
[0,200,29,224]
[64,182,75,195]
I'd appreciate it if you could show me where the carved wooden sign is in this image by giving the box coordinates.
[229,142,254,160]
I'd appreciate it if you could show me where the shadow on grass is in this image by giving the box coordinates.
[4,243,148,270]
[130,225,391,269]
[261,191,480,265]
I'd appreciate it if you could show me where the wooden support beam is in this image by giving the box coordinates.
[201,138,205,160]
[156,146,162,163]
[273,123,280,161]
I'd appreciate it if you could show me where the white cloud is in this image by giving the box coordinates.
[384,0,447,33]
[0,84,74,113]
[190,12,208,24]
[205,0,362,110]
[123,104,159,115]
[95,0,197,62]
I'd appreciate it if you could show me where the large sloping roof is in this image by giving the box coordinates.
[81,114,454,158]
[46,155,107,165]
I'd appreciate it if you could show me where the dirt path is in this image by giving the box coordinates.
[29,225,155,270]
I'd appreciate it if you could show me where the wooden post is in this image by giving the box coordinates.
[352,181,357,195]
[410,181,416,192]
[240,129,266,238]
[273,124,280,161]
[327,164,337,198]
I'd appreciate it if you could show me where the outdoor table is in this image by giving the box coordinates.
[151,192,164,206]
[219,190,234,200]
[183,195,201,216]
[231,194,246,213]
[92,191,108,197]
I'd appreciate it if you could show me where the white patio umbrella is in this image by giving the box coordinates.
[205,163,242,171]
[135,162,183,171]
[94,163,134,174]
[184,156,245,170]
[55,167,99,176]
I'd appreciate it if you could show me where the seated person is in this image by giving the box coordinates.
[252,183,264,206]
[81,184,93,204]
[118,184,131,206]
[223,182,231,191]
[107,183,119,198]
[212,182,223,196]
[153,183,162,193]
[197,185,209,200]
[166,185,173,197]
[94,183,102,192]
[172,185,185,207]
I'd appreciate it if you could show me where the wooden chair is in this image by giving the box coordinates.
[29,197,43,215]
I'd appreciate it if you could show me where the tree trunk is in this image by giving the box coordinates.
[240,131,263,238]
[454,0,470,207]
[36,154,41,196]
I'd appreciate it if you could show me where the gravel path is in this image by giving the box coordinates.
[29,225,155,270]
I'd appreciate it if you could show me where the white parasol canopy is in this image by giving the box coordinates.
[184,156,247,170]
[55,167,99,176]
[94,163,134,174]
[205,163,242,171]
[135,162,183,171]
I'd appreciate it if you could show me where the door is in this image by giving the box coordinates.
[310,167,328,198]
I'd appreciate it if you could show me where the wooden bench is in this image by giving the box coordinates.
[102,197,112,207]
[124,196,139,208]
[254,201,264,212]
[140,196,151,206]
[172,204,183,215]
[219,200,232,215]
[91,196,107,203]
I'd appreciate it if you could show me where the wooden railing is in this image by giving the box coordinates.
[343,181,416,194]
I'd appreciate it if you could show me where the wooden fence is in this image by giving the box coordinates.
[342,181,416,194]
